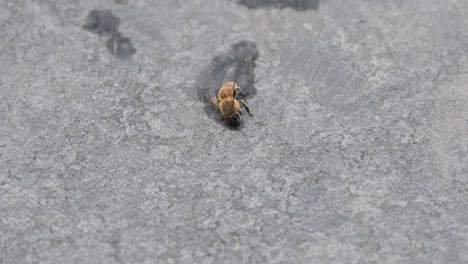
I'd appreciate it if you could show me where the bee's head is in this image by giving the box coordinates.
[225,112,241,128]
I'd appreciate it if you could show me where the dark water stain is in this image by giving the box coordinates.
[83,10,120,36]
[236,0,321,11]
[196,41,259,128]
[107,33,137,58]
[83,9,136,58]
[115,0,128,4]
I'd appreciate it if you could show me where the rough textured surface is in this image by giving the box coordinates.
[1,0,467,263]
[235,0,321,11]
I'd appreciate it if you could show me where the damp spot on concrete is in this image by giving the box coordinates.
[83,10,120,36]
[107,33,136,58]
[196,41,259,127]
[115,0,128,4]
[236,0,321,11]
[84,9,136,58]
[197,41,259,99]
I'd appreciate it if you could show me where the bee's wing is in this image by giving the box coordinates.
[223,66,237,84]
[201,88,219,107]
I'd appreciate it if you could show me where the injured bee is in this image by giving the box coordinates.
[205,67,253,128]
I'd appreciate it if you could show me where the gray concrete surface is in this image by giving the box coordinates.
[1,0,468,263]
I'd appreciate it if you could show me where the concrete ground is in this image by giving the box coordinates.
[1,0,467,263]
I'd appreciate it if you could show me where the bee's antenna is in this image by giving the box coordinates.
[231,66,237,106]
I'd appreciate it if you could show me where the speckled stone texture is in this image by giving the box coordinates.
[1,0,467,263]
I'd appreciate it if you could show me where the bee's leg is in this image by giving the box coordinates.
[239,100,253,116]
[233,86,248,98]
[237,88,248,97]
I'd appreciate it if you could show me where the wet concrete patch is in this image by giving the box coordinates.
[197,41,259,99]
[236,0,321,11]
[197,41,259,127]
[107,33,136,57]
[83,9,136,58]
[83,10,120,36]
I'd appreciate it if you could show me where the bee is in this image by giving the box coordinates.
[206,67,253,128]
